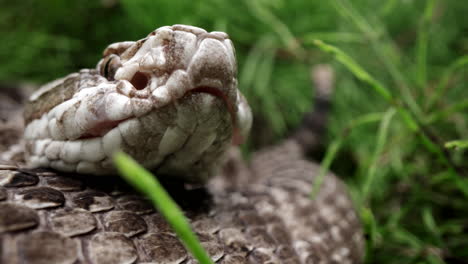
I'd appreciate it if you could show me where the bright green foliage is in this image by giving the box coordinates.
[445,140,468,150]
[2,0,468,263]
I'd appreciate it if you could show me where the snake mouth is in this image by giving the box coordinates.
[78,119,129,139]
[189,86,241,144]
[77,85,237,142]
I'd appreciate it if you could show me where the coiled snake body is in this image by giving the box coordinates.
[0,25,364,263]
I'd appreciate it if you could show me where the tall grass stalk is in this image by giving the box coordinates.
[113,152,214,264]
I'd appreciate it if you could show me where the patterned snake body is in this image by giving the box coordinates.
[0,25,364,263]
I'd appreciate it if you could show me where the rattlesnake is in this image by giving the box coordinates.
[0,25,364,264]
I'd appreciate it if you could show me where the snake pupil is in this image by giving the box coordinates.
[130,71,149,90]
[103,58,114,81]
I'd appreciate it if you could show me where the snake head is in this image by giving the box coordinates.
[25,25,251,181]
[97,25,251,144]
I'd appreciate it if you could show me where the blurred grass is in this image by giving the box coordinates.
[1,0,468,263]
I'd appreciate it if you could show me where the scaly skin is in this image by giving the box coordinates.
[0,141,364,264]
[0,26,364,264]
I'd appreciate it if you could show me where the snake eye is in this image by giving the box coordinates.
[130,71,149,90]
[100,55,121,81]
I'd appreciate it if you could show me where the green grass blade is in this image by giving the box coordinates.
[445,140,468,150]
[362,108,396,201]
[113,152,214,264]
[302,32,364,44]
[422,206,442,246]
[243,0,305,57]
[426,55,468,110]
[312,112,385,200]
[415,0,436,89]
[426,98,468,124]
[311,138,343,199]
[313,39,392,101]
[348,112,386,127]
[361,206,378,262]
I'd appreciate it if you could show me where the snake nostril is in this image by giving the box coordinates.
[130,71,149,90]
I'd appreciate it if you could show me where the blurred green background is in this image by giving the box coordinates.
[1,0,468,263]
